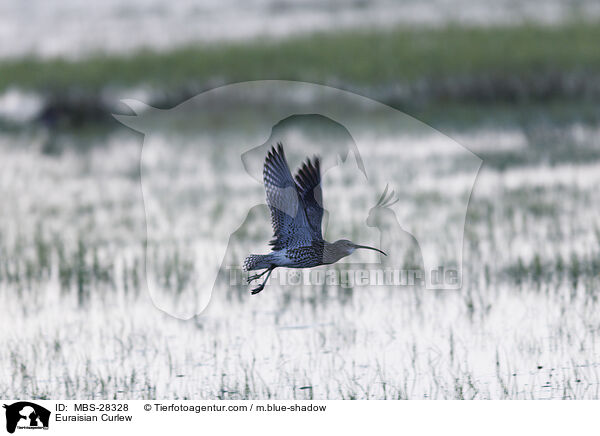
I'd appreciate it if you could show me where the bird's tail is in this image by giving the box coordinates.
[244,254,274,271]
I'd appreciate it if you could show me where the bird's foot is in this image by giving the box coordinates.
[247,274,261,283]
[250,284,265,295]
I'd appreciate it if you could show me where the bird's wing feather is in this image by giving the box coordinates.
[263,143,311,250]
[294,156,323,239]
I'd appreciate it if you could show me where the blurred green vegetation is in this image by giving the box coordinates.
[1,21,599,94]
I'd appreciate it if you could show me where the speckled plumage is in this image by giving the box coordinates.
[244,143,385,294]
[263,142,322,251]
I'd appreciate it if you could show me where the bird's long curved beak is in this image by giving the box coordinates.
[353,244,387,256]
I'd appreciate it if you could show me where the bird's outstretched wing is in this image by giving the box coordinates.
[294,156,323,240]
[263,143,311,250]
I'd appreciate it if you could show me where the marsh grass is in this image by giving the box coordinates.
[2,21,600,121]
[1,113,600,399]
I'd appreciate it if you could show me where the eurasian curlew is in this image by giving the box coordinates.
[244,143,386,294]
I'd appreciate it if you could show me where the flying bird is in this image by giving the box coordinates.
[244,143,386,294]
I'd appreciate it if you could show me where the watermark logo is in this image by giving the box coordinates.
[115,80,481,319]
[3,402,50,434]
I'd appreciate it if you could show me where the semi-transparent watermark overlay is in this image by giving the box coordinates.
[114,80,481,319]
[228,266,458,288]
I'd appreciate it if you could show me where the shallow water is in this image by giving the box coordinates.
[1,113,599,398]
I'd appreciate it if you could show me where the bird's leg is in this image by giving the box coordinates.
[250,267,274,295]
[247,268,271,283]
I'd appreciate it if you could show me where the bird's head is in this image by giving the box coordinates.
[326,239,386,263]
